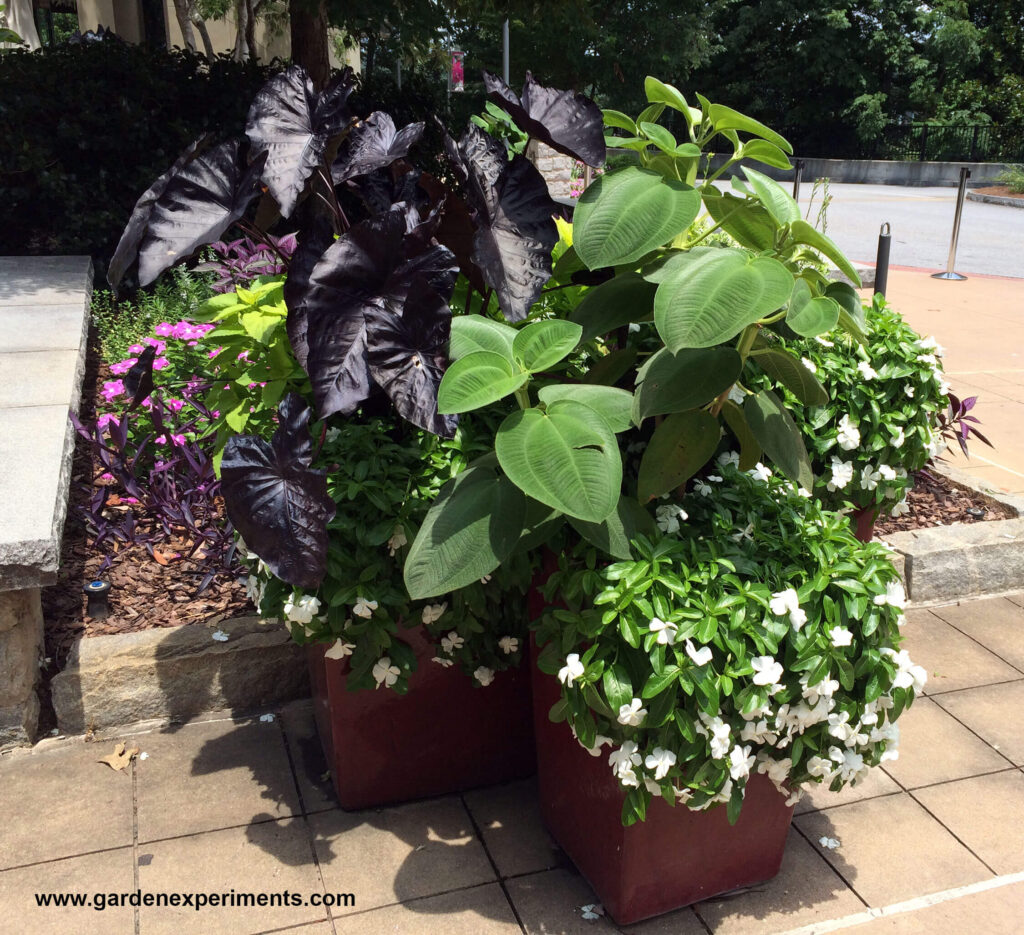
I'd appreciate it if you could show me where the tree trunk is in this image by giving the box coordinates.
[289,0,330,90]
[245,0,257,59]
[232,0,248,61]
[172,0,197,52]
[191,11,215,60]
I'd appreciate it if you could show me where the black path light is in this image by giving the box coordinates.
[83,580,111,620]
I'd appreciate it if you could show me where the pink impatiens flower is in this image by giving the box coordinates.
[109,358,137,375]
[101,380,125,402]
[154,322,174,337]
[153,356,170,371]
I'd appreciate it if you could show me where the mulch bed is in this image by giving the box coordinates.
[974,185,1024,200]
[41,328,1017,668]
[41,325,250,669]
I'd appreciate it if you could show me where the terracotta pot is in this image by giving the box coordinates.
[531,642,794,925]
[851,505,878,543]
[308,627,535,810]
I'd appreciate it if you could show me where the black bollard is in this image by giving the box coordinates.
[792,159,805,202]
[875,222,892,298]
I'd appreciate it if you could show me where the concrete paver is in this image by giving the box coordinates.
[4,591,1024,933]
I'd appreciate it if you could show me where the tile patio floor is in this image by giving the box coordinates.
[3,594,1024,934]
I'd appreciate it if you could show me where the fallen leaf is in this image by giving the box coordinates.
[98,742,140,771]
[152,549,171,566]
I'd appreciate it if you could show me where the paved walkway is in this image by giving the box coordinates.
[858,268,1024,496]
[3,592,1024,934]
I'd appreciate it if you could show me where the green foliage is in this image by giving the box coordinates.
[534,460,917,824]
[996,165,1024,194]
[0,42,272,279]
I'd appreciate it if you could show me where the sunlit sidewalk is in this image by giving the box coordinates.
[2,593,1024,934]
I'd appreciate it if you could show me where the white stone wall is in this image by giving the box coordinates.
[528,141,577,201]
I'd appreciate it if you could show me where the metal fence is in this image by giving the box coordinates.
[780,124,1024,163]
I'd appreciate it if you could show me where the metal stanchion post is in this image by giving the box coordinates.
[502,19,510,84]
[792,159,804,202]
[875,222,891,298]
[932,167,970,281]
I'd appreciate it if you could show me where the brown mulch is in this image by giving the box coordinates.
[874,468,1016,536]
[974,185,1024,200]
[41,326,250,669]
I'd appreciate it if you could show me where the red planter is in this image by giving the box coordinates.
[309,628,535,810]
[531,647,794,925]
[852,506,878,543]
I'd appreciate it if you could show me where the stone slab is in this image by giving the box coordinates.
[0,349,85,409]
[51,615,309,733]
[0,255,93,305]
[0,304,90,353]
[967,191,1024,208]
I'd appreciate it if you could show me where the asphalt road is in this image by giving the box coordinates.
[792,182,1024,279]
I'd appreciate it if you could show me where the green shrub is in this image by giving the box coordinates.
[996,164,1024,194]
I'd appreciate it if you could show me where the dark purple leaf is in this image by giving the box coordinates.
[457,125,558,322]
[220,394,335,589]
[483,70,606,167]
[284,214,336,371]
[365,282,458,438]
[332,111,425,184]
[124,346,156,411]
[108,135,211,292]
[245,65,355,218]
[136,140,267,287]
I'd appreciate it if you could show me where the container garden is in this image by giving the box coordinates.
[309,626,535,809]
[531,642,791,924]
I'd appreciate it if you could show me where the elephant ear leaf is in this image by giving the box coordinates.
[483,70,606,167]
[332,111,426,183]
[220,393,336,591]
[108,135,211,293]
[136,139,267,287]
[459,125,558,322]
[364,283,458,438]
[124,345,156,410]
[245,65,355,217]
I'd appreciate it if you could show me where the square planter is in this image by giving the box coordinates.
[309,627,536,809]
[531,645,794,925]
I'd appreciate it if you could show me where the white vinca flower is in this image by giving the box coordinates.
[441,630,464,653]
[352,596,378,619]
[749,462,773,483]
[617,698,648,727]
[857,360,878,380]
[431,656,454,668]
[806,755,834,779]
[284,593,321,625]
[718,451,740,468]
[878,464,897,482]
[881,648,927,692]
[751,655,784,686]
[919,336,945,356]
[693,478,714,497]
[873,579,907,609]
[656,504,687,534]
[474,666,495,687]
[685,639,713,667]
[801,357,817,374]
[372,656,400,688]
[827,458,854,492]
[324,638,355,660]
[421,602,447,625]
[860,465,882,491]
[728,744,755,781]
[904,384,915,398]
[645,747,677,780]
[770,588,807,630]
[727,384,745,405]
[836,414,861,451]
[558,653,585,686]
[889,426,905,448]
[498,636,519,655]
[608,741,642,787]
[831,627,854,647]
[649,616,678,645]
[585,735,613,757]
[387,525,408,556]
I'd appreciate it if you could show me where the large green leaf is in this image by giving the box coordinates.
[404,465,526,599]
[568,495,655,559]
[513,320,583,372]
[654,249,793,350]
[789,220,862,287]
[574,168,701,269]
[707,104,793,154]
[437,351,527,414]
[582,347,639,386]
[743,390,814,490]
[496,400,621,522]
[538,383,633,433]
[754,349,829,406]
[603,109,637,133]
[569,273,656,342]
[701,190,775,252]
[552,243,585,283]
[826,281,868,342]
[640,121,678,155]
[740,140,793,170]
[720,400,762,470]
[637,410,720,502]
[633,346,742,422]
[643,77,695,126]
[449,315,517,360]
[786,279,840,338]
[742,166,800,227]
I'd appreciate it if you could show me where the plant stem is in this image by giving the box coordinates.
[513,384,531,410]
[682,206,741,249]
[736,323,760,362]
[702,156,738,188]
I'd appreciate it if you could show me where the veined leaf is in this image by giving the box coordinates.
[496,400,621,522]
[638,410,720,501]
[743,390,814,490]
[654,249,792,350]
[701,189,775,252]
[742,166,800,227]
[721,399,762,470]
[643,77,696,127]
[633,346,742,422]
[538,384,633,433]
[513,319,583,372]
[603,109,638,134]
[790,220,862,287]
[574,168,701,269]
[827,281,868,342]
[786,280,840,339]
[707,104,793,154]
[568,495,655,560]
[755,349,829,406]
[569,273,657,341]
[582,347,639,386]
[449,315,517,360]
[740,139,793,170]
[437,351,527,413]
[639,121,677,155]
